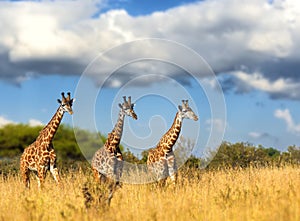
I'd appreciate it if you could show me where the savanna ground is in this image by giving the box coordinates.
[0,161,299,221]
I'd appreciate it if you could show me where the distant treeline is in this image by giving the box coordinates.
[0,124,299,170]
[187,141,300,169]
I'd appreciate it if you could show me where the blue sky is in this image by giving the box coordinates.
[0,0,300,157]
[102,0,201,16]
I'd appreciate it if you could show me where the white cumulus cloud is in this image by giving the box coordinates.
[28,119,44,127]
[228,71,300,99]
[274,108,300,134]
[0,116,16,128]
[0,0,299,100]
[0,116,44,128]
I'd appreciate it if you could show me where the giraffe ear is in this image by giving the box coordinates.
[178,105,182,111]
[57,99,62,104]
[119,103,123,109]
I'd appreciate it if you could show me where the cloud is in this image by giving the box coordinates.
[0,0,300,98]
[0,116,16,128]
[0,116,44,128]
[222,71,300,99]
[248,131,279,146]
[0,0,101,84]
[28,119,44,127]
[274,108,300,134]
[248,131,275,140]
[249,132,265,139]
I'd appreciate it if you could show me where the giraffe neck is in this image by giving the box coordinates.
[105,110,125,152]
[157,112,183,153]
[37,107,64,145]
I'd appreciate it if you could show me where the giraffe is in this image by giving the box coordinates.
[20,92,74,188]
[91,96,137,204]
[147,100,198,186]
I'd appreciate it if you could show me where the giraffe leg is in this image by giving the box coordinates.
[92,166,108,185]
[115,147,123,186]
[169,173,178,185]
[157,178,167,187]
[20,154,30,188]
[166,152,177,185]
[21,167,30,188]
[99,173,107,183]
[32,170,41,188]
[92,167,101,183]
[37,166,46,189]
[102,157,120,205]
[49,149,61,185]
[106,179,118,206]
[157,159,170,187]
[50,165,60,185]
[148,161,162,185]
[148,160,168,187]
[115,158,123,187]
[92,170,115,206]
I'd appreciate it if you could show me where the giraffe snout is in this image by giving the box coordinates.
[132,113,138,120]
[67,109,73,115]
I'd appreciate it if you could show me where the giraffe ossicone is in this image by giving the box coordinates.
[147,99,198,186]
[20,92,74,189]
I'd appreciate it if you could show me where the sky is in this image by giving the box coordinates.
[0,0,300,158]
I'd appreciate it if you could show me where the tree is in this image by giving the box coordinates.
[0,124,41,157]
[122,148,141,164]
[281,145,300,164]
[206,142,283,169]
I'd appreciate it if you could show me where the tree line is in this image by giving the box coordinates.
[0,124,299,171]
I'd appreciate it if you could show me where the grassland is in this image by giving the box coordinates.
[0,165,299,221]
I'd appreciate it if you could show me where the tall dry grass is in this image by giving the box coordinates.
[0,165,299,221]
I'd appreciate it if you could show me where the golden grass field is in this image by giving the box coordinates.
[0,165,299,221]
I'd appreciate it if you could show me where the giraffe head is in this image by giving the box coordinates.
[118,96,138,120]
[57,92,74,115]
[178,100,198,121]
